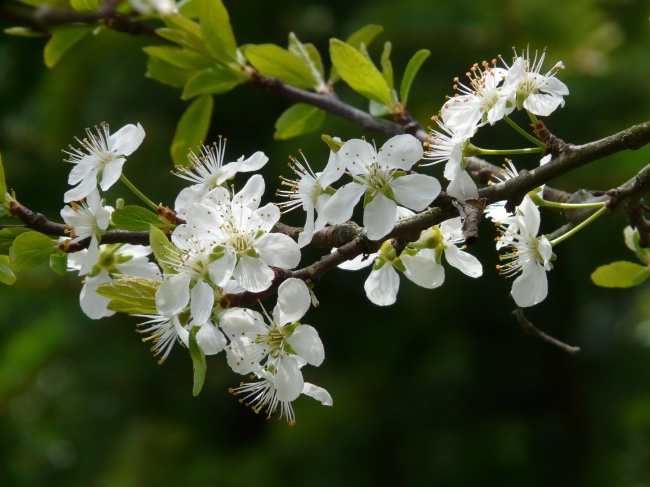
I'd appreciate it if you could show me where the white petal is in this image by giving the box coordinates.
[109,123,145,156]
[320,150,345,188]
[443,244,482,278]
[174,185,204,215]
[511,260,548,307]
[235,174,265,209]
[377,134,423,170]
[321,183,365,224]
[220,308,267,337]
[78,235,100,275]
[255,233,301,269]
[196,322,226,355]
[68,159,95,185]
[115,258,160,280]
[99,157,126,191]
[156,273,191,316]
[233,255,274,292]
[391,174,441,211]
[302,383,333,406]
[447,169,479,200]
[338,139,376,175]
[207,250,237,286]
[401,252,445,288]
[336,250,376,270]
[64,176,98,203]
[237,151,269,172]
[254,203,281,232]
[79,271,114,319]
[364,264,399,306]
[274,355,304,402]
[288,325,324,366]
[190,279,214,324]
[273,278,310,325]
[364,193,397,241]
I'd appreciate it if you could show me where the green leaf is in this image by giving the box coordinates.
[288,33,324,87]
[0,256,16,285]
[200,0,239,66]
[49,253,68,276]
[143,46,212,72]
[329,24,383,84]
[244,44,316,90]
[16,0,68,8]
[43,26,93,69]
[400,49,430,107]
[145,55,194,88]
[329,39,392,106]
[158,15,207,54]
[624,226,650,265]
[189,326,207,396]
[177,0,200,18]
[0,228,31,255]
[182,65,245,100]
[9,231,57,272]
[170,95,213,166]
[274,103,325,140]
[70,0,99,11]
[150,226,179,275]
[96,275,161,315]
[591,261,650,288]
[112,206,175,232]
[380,41,394,91]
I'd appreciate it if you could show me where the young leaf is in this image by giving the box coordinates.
[329,39,392,106]
[0,150,7,198]
[150,226,179,275]
[145,55,194,88]
[274,103,326,140]
[623,226,650,265]
[96,275,161,315]
[288,33,324,87]
[177,0,200,18]
[380,41,394,91]
[189,326,207,396]
[143,46,212,71]
[9,231,57,272]
[170,95,214,167]
[244,44,317,90]
[0,228,31,255]
[400,49,430,107]
[70,0,99,11]
[200,0,239,66]
[43,26,93,68]
[0,255,16,285]
[591,261,650,288]
[49,253,68,276]
[112,206,176,232]
[159,15,207,54]
[182,65,246,100]
[329,24,383,84]
[4,27,48,37]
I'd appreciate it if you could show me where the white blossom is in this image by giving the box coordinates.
[63,122,145,203]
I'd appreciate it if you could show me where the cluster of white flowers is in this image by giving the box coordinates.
[56,47,571,423]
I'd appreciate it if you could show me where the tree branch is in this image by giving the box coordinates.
[513,307,580,354]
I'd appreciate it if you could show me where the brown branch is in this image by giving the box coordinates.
[513,307,580,354]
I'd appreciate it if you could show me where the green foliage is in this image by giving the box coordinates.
[624,226,650,264]
[8,231,57,272]
[96,275,161,315]
[170,95,214,166]
[591,261,650,288]
[274,103,326,140]
[182,66,245,100]
[111,206,176,232]
[380,41,394,91]
[400,49,431,107]
[0,228,30,255]
[145,54,195,88]
[0,255,16,285]
[43,26,94,68]
[199,0,240,67]
[0,149,7,197]
[288,33,325,87]
[49,253,68,276]
[189,326,207,396]
[329,39,393,107]
[150,226,179,275]
[3,27,46,37]
[329,24,383,84]
[15,0,68,7]
[69,0,100,11]
[158,15,209,55]
[244,44,317,90]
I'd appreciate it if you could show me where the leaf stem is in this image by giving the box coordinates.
[549,206,608,247]
[504,115,546,148]
[120,174,158,211]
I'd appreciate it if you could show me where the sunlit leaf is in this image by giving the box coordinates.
[274,103,325,140]
[49,253,68,276]
[200,0,239,66]
[189,326,207,396]
[0,228,30,255]
[112,206,176,232]
[400,49,430,107]
[182,65,246,100]
[170,95,213,166]
[329,24,383,84]
[9,231,57,272]
[97,275,161,315]
[0,255,16,285]
[43,26,93,68]
[591,261,650,288]
[150,226,179,275]
[244,44,316,90]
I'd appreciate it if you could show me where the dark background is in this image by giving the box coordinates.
[2,0,650,485]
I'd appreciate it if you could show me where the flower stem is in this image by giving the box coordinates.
[471,146,544,156]
[120,174,158,211]
[549,206,608,247]
[504,115,546,148]
[527,111,540,126]
[528,192,607,210]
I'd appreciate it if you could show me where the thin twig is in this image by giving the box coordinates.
[513,307,580,354]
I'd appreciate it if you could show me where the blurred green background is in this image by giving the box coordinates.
[2,0,650,485]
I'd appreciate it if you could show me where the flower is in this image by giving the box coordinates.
[229,369,332,425]
[322,134,441,241]
[68,243,160,319]
[500,47,569,117]
[130,0,177,16]
[182,190,301,293]
[440,60,512,132]
[495,196,553,307]
[276,147,344,247]
[64,122,145,203]
[60,190,112,275]
[173,137,268,217]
